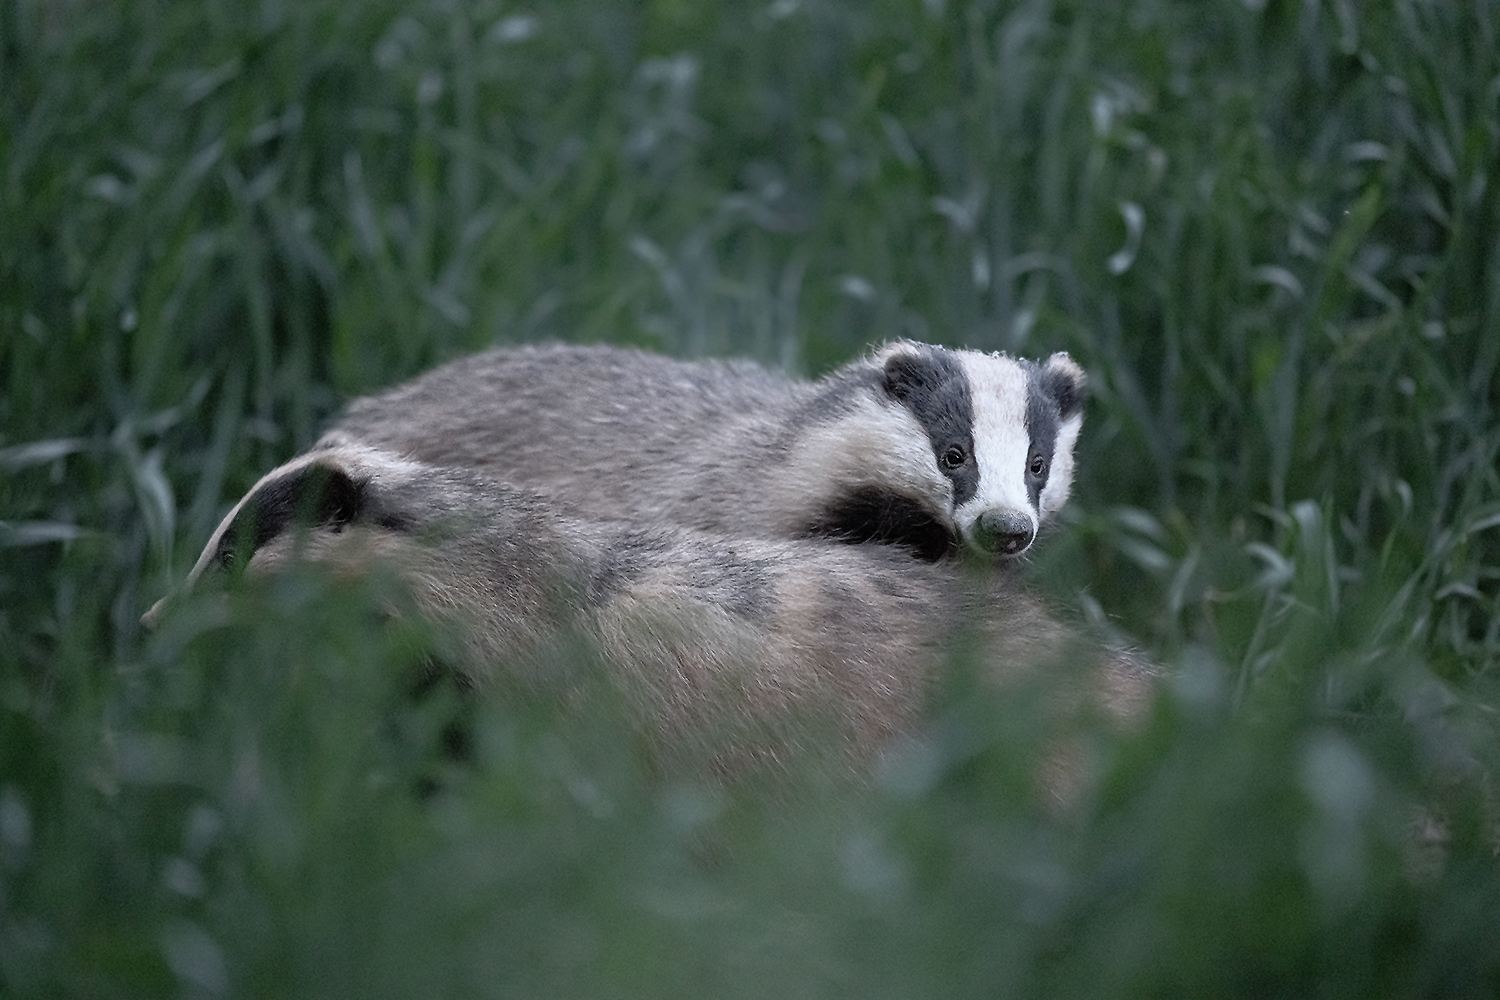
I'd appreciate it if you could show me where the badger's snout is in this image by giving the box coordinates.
[969,509,1036,557]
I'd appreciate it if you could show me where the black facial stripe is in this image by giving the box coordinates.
[801,487,959,562]
[215,464,371,568]
[1024,362,1062,512]
[881,348,977,507]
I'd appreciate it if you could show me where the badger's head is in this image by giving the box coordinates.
[143,443,423,624]
[140,441,592,656]
[919,345,1086,559]
[792,341,1085,561]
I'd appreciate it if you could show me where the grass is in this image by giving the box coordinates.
[3,0,1499,995]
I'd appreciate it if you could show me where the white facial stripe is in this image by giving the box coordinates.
[1038,412,1081,519]
[953,354,1037,536]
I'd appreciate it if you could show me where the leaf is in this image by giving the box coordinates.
[0,438,91,471]
[0,521,89,547]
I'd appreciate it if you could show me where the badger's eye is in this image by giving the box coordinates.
[1029,453,1047,477]
[941,445,967,470]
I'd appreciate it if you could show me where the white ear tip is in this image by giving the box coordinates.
[871,340,922,363]
[1045,351,1086,381]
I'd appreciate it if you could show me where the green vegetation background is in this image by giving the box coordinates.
[3,0,1498,995]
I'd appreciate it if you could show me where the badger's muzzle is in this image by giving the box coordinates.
[969,509,1036,557]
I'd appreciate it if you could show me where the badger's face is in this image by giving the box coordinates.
[140,442,583,636]
[879,343,1086,559]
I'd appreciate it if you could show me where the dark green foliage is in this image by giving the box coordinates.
[3,0,1498,995]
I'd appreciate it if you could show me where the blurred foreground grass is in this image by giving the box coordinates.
[3,0,1499,995]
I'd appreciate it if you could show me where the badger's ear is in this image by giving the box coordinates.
[144,449,409,629]
[213,459,368,571]
[880,345,944,402]
[1041,353,1087,421]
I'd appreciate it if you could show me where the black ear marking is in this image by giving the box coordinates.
[881,350,942,402]
[214,462,369,569]
[1042,354,1088,420]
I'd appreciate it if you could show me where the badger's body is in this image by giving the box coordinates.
[147,443,1150,782]
[326,341,1086,562]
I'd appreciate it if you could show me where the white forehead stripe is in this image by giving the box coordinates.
[953,353,1037,534]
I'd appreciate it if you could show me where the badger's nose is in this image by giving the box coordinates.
[972,510,1036,556]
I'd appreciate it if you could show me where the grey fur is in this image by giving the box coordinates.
[147,443,1151,785]
[323,341,1086,561]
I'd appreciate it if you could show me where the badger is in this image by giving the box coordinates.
[144,442,1150,786]
[323,341,1087,562]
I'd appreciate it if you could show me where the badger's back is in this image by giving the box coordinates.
[330,343,802,527]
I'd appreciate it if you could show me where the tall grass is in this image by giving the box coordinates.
[3,0,1498,995]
